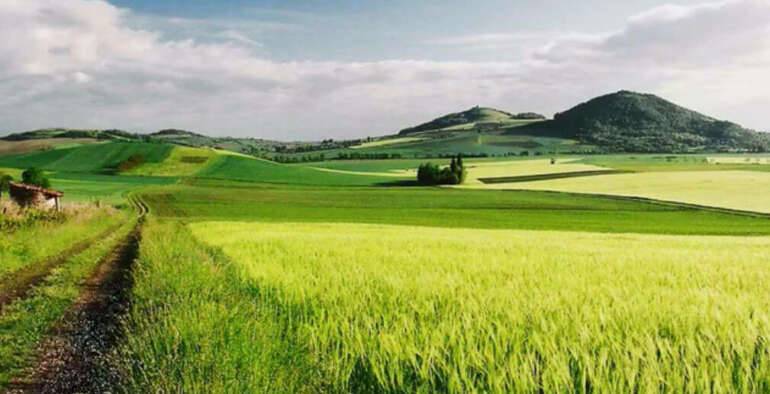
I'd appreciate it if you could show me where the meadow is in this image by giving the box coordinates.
[122,220,770,393]
[476,171,770,214]
[4,141,770,392]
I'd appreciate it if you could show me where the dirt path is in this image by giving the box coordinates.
[0,223,124,314]
[5,219,143,393]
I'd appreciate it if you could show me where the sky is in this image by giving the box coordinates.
[1,0,769,140]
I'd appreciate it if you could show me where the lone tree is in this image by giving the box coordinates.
[417,154,467,185]
[0,173,12,200]
[21,167,51,189]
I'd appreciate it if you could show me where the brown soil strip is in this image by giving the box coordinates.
[5,222,142,394]
[0,223,124,314]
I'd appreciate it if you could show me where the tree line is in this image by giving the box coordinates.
[417,155,467,185]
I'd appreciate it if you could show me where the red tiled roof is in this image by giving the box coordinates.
[9,182,63,197]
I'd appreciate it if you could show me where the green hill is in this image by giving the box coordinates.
[514,91,770,153]
[0,142,173,173]
[398,107,544,135]
[1,128,137,141]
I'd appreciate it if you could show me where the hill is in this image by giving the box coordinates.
[0,128,294,156]
[398,107,545,135]
[1,128,137,141]
[513,91,769,153]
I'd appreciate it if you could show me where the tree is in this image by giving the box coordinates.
[21,168,50,188]
[416,155,466,186]
[0,173,12,199]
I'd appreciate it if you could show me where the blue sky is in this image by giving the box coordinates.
[112,0,706,61]
[0,0,768,139]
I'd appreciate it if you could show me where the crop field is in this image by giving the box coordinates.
[477,170,770,214]
[126,146,217,176]
[4,147,770,392]
[150,220,770,393]
[351,137,426,149]
[459,159,607,184]
[143,182,770,235]
[0,142,173,173]
[0,138,102,156]
[197,155,404,185]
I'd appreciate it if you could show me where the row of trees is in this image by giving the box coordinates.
[417,155,467,185]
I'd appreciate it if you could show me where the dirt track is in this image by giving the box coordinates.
[6,218,143,393]
[0,223,124,314]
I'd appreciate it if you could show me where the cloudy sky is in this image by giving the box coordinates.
[1,0,769,140]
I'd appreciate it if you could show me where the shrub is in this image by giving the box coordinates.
[21,168,50,188]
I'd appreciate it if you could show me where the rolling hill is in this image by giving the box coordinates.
[512,91,770,153]
[398,107,545,135]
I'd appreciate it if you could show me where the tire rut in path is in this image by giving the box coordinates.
[6,222,142,394]
[0,223,124,314]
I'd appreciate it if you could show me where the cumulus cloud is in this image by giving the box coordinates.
[0,0,768,138]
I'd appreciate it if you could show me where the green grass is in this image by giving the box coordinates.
[0,207,129,279]
[119,219,318,393]
[197,155,401,186]
[0,219,134,387]
[188,221,770,392]
[142,182,770,235]
[49,173,177,203]
[0,142,173,173]
[127,146,218,177]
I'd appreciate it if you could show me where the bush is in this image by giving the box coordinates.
[0,173,12,198]
[21,167,50,188]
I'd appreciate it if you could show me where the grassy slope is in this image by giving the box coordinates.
[0,138,102,156]
[143,182,770,235]
[0,142,173,173]
[127,146,217,177]
[189,221,770,392]
[196,155,401,186]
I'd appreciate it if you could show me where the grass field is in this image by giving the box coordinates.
[0,138,102,156]
[0,207,128,279]
[460,159,607,184]
[126,146,217,176]
[0,219,134,386]
[197,155,404,185]
[581,154,770,172]
[172,221,770,392]
[351,137,426,149]
[143,182,770,235]
[476,171,770,214]
[0,142,173,173]
[4,142,770,392]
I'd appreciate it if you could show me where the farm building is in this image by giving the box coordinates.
[8,182,63,211]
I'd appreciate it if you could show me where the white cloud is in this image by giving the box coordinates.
[0,0,769,138]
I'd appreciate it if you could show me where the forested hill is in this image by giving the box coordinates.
[516,91,769,152]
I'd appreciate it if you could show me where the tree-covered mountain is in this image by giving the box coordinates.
[398,107,545,135]
[515,91,769,152]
